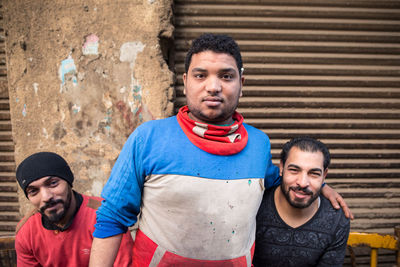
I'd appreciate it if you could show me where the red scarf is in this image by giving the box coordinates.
[177,106,248,155]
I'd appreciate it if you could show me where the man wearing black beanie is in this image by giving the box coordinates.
[14,152,134,267]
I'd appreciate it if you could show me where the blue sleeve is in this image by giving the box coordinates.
[93,216,128,237]
[265,163,281,189]
[263,137,281,189]
[93,129,145,238]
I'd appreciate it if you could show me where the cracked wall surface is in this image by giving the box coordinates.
[4,0,174,214]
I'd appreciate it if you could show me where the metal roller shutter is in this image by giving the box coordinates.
[0,3,19,236]
[173,1,400,265]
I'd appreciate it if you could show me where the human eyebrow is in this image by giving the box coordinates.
[219,68,236,74]
[26,185,37,192]
[25,184,40,197]
[43,176,59,185]
[191,68,207,73]
[287,164,301,170]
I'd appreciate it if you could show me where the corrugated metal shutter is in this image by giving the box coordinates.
[173,0,400,265]
[0,3,19,235]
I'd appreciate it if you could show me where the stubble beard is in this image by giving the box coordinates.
[280,172,321,209]
[40,189,72,224]
[187,94,240,124]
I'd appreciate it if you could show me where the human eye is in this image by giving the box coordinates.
[288,168,299,173]
[310,171,321,178]
[194,73,205,79]
[220,73,234,80]
[26,188,38,197]
[48,178,60,187]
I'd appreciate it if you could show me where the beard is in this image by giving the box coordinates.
[189,102,238,124]
[185,87,241,125]
[280,172,321,209]
[39,189,72,224]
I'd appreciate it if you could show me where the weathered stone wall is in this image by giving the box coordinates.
[3,0,174,214]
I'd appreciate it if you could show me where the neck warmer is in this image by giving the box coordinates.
[177,106,248,155]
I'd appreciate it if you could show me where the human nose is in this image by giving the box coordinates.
[297,172,310,188]
[40,187,54,203]
[205,76,221,94]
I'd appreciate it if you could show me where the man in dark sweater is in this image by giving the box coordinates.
[253,137,350,267]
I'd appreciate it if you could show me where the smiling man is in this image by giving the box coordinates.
[14,152,134,267]
[253,137,350,267]
[89,34,351,267]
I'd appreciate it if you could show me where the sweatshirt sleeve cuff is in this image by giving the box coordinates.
[93,217,128,238]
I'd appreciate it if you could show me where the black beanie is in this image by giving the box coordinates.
[16,152,74,195]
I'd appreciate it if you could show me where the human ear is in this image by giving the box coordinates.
[279,161,284,176]
[183,73,187,95]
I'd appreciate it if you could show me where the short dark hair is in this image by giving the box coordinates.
[184,33,243,74]
[280,137,331,170]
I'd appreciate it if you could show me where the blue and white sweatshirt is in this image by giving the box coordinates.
[94,116,280,265]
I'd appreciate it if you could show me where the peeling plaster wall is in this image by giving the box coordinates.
[4,0,174,214]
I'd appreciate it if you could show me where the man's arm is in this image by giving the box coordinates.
[264,139,281,189]
[89,235,123,267]
[264,163,281,189]
[113,229,134,267]
[322,185,354,220]
[317,212,350,266]
[90,130,145,265]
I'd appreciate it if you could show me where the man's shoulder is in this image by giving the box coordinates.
[320,195,347,216]
[315,195,350,229]
[257,186,278,221]
[243,122,272,149]
[136,116,177,130]
[130,116,178,141]
[15,208,40,236]
[262,186,277,203]
[81,194,103,210]
[243,122,267,137]
[70,194,100,228]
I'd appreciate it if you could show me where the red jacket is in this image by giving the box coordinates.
[15,194,133,267]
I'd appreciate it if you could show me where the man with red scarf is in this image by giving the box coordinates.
[90,33,351,267]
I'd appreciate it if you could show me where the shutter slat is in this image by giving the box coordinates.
[0,3,19,236]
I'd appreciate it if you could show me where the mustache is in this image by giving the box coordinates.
[289,186,313,195]
[39,199,64,213]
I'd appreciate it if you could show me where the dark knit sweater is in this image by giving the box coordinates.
[253,186,350,267]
